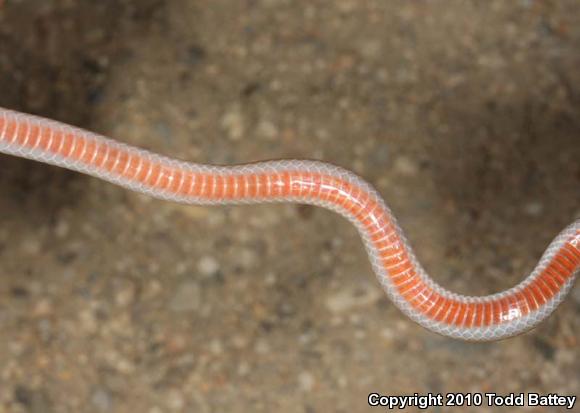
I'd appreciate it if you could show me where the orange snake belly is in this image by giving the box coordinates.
[0,107,578,340]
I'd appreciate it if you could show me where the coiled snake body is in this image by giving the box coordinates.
[0,107,578,340]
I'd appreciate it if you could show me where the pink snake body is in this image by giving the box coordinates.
[0,107,578,340]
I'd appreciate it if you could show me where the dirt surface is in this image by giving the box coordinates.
[1,1,579,412]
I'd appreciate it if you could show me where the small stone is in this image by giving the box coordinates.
[209,339,224,355]
[523,201,544,217]
[298,371,315,392]
[239,248,258,269]
[154,121,173,142]
[393,156,419,177]
[79,309,98,334]
[37,319,52,342]
[166,389,185,411]
[54,219,70,238]
[109,353,134,374]
[298,332,314,345]
[91,388,113,412]
[325,282,381,313]
[165,334,188,354]
[144,280,163,299]
[354,330,366,340]
[237,362,250,376]
[221,105,245,140]
[198,256,220,276]
[22,239,41,255]
[115,283,135,307]
[337,375,348,389]
[254,339,270,354]
[169,281,201,312]
[380,328,395,342]
[32,299,53,317]
[231,334,248,348]
[359,39,382,59]
[264,272,277,286]
[368,142,390,166]
[256,120,278,139]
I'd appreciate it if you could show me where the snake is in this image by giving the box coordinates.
[0,106,578,341]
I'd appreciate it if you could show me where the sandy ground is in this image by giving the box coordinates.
[0,1,579,412]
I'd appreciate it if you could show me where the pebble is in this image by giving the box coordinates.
[254,339,270,355]
[256,119,278,139]
[166,389,185,411]
[197,256,220,276]
[54,218,70,238]
[393,156,419,177]
[298,371,315,392]
[368,142,390,167]
[79,309,99,334]
[91,388,113,412]
[22,238,42,255]
[154,121,173,143]
[359,39,382,59]
[164,334,188,354]
[32,299,53,317]
[101,347,135,374]
[238,248,258,269]
[231,334,248,349]
[37,319,52,342]
[380,328,395,343]
[523,201,544,217]
[115,283,136,307]
[209,339,224,355]
[169,281,201,312]
[264,272,277,286]
[221,105,245,140]
[237,362,251,377]
[325,282,381,313]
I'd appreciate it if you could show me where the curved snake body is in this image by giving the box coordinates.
[0,107,578,340]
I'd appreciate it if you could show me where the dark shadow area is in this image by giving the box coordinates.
[426,58,580,292]
[0,0,167,220]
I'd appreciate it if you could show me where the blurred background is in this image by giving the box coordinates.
[0,1,579,412]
